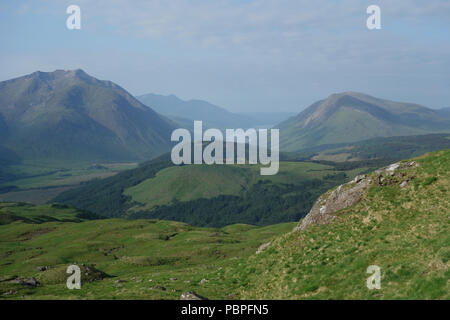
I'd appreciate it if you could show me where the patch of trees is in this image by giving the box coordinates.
[128,176,346,228]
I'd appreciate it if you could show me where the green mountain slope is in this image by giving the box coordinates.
[230,149,450,299]
[52,151,369,227]
[290,133,450,163]
[0,70,175,162]
[278,92,450,151]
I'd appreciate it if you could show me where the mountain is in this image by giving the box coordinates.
[277,92,450,152]
[437,107,450,118]
[0,70,175,162]
[237,111,296,127]
[233,149,450,299]
[137,93,256,129]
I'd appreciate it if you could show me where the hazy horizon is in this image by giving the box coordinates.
[1,0,449,112]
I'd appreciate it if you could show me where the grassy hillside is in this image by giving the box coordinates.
[302,133,450,162]
[1,150,448,300]
[278,92,450,151]
[53,155,371,227]
[0,203,294,299]
[229,150,450,299]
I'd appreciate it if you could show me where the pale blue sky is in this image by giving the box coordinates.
[1,0,449,112]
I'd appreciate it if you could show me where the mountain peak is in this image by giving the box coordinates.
[278,92,450,151]
[25,69,93,84]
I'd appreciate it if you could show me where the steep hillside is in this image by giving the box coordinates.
[0,70,175,162]
[277,92,450,151]
[232,150,450,299]
[137,93,255,129]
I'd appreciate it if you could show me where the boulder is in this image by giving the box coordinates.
[25,277,40,287]
[294,176,371,232]
[294,160,419,232]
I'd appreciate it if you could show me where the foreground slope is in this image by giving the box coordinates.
[278,92,450,151]
[0,202,294,299]
[232,150,449,299]
[0,70,175,161]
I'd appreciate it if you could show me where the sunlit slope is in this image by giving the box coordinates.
[0,203,295,299]
[123,162,334,212]
[54,157,360,227]
[232,150,450,299]
[278,92,450,151]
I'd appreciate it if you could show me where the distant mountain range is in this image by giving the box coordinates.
[277,92,450,151]
[0,70,175,162]
[137,93,292,129]
[2,71,449,163]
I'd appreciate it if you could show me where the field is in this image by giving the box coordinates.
[0,161,137,204]
[0,202,294,299]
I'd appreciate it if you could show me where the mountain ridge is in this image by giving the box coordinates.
[277,92,450,151]
[137,93,258,129]
[0,69,176,162]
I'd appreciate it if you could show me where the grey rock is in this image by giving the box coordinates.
[24,277,40,287]
[256,242,271,254]
[180,291,208,300]
[151,285,166,291]
[294,177,370,232]
[2,289,17,296]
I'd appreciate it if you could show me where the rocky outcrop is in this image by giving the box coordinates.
[293,161,419,232]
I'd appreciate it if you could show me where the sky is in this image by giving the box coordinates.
[0,0,449,113]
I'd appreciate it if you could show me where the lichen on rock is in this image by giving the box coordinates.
[293,161,419,232]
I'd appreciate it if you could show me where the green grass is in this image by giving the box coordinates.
[124,165,253,211]
[124,161,339,212]
[0,202,100,225]
[1,161,137,190]
[1,150,449,299]
[0,161,138,205]
[229,150,450,299]
[0,205,294,299]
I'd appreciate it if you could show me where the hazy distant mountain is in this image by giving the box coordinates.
[0,70,175,162]
[237,112,296,127]
[277,92,450,151]
[137,93,256,129]
[437,107,450,118]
